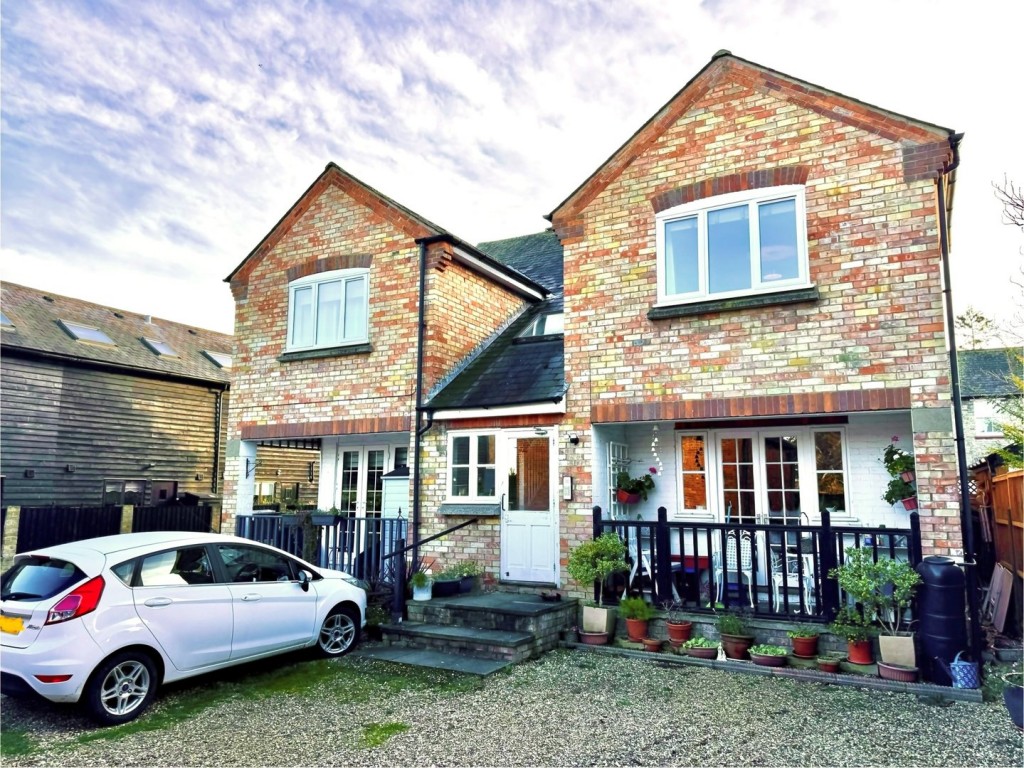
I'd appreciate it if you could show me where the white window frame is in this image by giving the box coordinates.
[446,431,499,503]
[655,185,811,305]
[973,399,1004,437]
[286,268,369,352]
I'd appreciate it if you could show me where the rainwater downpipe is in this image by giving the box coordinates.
[411,238,439,572]
[935,132,983,661]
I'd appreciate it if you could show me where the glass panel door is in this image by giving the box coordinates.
[719,436,755,523]
[500,432,556,583]
[337,446,387,516]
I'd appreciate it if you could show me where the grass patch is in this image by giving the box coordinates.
[67,653,480,747]
[0,727,35,758]
[360,721,409,748]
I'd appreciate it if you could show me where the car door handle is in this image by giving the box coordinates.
[143,597,172,607]
[240,594,263,602]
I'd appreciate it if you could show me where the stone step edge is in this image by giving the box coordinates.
[382,622,536,648]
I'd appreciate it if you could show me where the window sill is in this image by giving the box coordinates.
[438,503,501,517]
[278,343,372,362]
[648,286,819,320]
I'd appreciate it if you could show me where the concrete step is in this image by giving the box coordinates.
[353,645,511,676]
[381,621,535,662]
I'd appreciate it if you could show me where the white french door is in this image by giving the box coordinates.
[336,445,386,517]
[499,430,558,584]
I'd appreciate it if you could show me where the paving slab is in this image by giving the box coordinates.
[353,645,511,676]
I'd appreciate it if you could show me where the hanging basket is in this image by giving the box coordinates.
[616,489,642,504]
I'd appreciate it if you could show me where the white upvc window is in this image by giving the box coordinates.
[656,185,810,304]
[287,269,369,351]
[447,432,497,502]
[973,399,1004,437]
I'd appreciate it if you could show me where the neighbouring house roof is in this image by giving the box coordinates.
[547,50,959,227]
[425,231,565,410]
[0,282,233,386]
[958,348,1023,398]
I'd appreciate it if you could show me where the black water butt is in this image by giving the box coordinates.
[916,556,967,686]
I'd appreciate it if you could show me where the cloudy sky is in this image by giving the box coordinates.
[2,0,1021,341]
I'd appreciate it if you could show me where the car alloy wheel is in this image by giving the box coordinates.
[84,651,158,725]
[317,606,359,656]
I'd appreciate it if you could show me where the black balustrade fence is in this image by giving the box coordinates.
[235,513,407,587]
[594,506,922,623]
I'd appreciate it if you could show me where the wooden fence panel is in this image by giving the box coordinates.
[16,506,122,552]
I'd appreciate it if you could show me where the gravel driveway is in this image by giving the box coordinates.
[2,648,1021,767]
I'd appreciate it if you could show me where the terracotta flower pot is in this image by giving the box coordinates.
[720,633,755,660]
[625,618,649,642]
[751,652,788,667]
[791,635,819,658]
[578,631,609,646]
[877,661,918,682]
[817,656,843,673]
[642,637,662,652]
[666,621,693,643]
[901,496,918,511]
[847,639,873,665]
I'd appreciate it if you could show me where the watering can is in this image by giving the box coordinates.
[935,651,980,689]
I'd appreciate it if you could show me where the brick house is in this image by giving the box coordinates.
[224,51,965,601]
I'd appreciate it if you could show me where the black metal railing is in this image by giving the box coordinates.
[234,512,408,587]
[593,506,921,623]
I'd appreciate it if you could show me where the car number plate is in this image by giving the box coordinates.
[0,614,25,635]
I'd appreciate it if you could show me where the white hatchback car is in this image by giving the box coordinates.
[1,531,367,725]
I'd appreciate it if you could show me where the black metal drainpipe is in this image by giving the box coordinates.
[935,132,982,661]
[411,238,438,573]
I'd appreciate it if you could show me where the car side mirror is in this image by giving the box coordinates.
[298,569,311,592]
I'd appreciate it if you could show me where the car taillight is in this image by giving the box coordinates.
[45,576,104,625]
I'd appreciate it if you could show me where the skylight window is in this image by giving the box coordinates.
[58,320,114,345]
[142,338,178,357]
[0,311,13,327]
[203,350,232,368]
[519,313,564,337]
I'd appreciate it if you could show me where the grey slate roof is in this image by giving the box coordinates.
[426,231,565,410]
[958,348,1022,398]
[0,282,233,385]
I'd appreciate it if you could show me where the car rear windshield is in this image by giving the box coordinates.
[1,557,86,601]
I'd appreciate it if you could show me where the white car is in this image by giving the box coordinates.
[1,531,367,725]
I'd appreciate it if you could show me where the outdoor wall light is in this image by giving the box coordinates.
[568,432,580,445]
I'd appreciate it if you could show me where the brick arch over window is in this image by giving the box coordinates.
[650,166,811,214]
[286,254,373,283]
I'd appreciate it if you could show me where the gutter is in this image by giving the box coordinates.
[935,131,983,662]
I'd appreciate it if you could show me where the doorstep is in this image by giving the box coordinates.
[564,641,984,704]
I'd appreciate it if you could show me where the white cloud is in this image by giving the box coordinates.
[1,0,1021,339]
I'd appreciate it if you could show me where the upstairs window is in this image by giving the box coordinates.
[287,269,369,351]
[656,186,809,304]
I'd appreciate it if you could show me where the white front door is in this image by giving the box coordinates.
[500,430,558,584]
[336,445,386,516]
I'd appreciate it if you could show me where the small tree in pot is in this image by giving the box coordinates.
[567,532,629,641]
[619,596,657,642]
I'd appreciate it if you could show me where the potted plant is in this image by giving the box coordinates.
[681,636,719,659]
[642,637,663,652]
[457,560,482,593]
[880,440,917,508]
[715,607,755,660]
[432,564,463,598]
[787,624,821,658]
[829,546,921,668]
[615,468,656,504]
[567,532,630,643]
[662,599,693,643]
[749,644,789,667]
[619,596,657,641]
[816,652,846,673]
[828,607,875,664]
[409,570,432,602]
